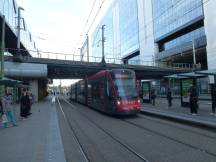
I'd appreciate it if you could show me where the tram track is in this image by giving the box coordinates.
[138,114,216,140]
[59,96,216,161]
[60,96,150,162]
[121,118,216,158]
[56,97,90,162]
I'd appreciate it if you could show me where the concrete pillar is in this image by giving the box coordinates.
[29,80,38,102]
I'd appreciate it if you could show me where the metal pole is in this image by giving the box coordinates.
[0,15,5,97]
[87,35,89,62]
[60,79,62,94]
[0,15,5,78]
[192,40,196,69]
[17,7,24,55]
[101,24,105,63]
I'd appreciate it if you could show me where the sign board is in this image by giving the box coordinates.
[141,81,150,102]
[181,78,193,106]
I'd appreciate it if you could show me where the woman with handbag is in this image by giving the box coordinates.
[4,92,17,127]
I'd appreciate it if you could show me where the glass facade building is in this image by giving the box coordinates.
[92,9,114,62]
[91,0,208,67]
[152,0,204,41]
[163,27,205,51]
[151,0,207,69]
[118,0,139,57]
[91,0,139,64]
[89,0,214,98]
[0,0,36,55]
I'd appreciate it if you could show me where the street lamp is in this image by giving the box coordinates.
[0,15,5,79]
[17,6,24,55]
[0,0,7,97]
[101,24,106,63]
[192,39,196,70]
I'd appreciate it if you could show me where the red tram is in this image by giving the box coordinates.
[70,69,141,115]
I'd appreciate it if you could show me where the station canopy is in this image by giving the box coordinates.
[165,69,216,80]
[195,69,216,75]
[0,77,22,86]
[164,74,188,79]
[177,72,205,78]
[164,72,205,79]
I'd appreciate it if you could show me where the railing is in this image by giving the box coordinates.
[3,48,193,70]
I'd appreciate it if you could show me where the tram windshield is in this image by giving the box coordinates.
[112,70,138,99]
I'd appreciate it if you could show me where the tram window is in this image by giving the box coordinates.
[92,84,100,99]
[107,81,110,96]
[88,84,92,97]
[107,81,114,99]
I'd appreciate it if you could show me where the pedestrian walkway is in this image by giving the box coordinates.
[141,98,216,130]
[0,97,66,162]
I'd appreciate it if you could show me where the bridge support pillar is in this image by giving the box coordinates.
[28,79,48,102]
[29,80,39,102]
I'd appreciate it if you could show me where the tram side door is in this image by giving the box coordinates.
[99,79,105,111]
[106,78,116,112]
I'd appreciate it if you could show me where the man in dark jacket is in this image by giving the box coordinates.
[150,89,156,106]
[210,84,216,115]
[20,91,30,119]
[0,97,4,115]
[167,88,172,107]
[189,84,198,115]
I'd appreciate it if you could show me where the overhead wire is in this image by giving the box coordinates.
[76,0,97,47]
[77,0,107,50]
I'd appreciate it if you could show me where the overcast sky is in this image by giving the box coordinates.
[16,0,113,86]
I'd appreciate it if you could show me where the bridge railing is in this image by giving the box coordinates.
[4,48,193,70]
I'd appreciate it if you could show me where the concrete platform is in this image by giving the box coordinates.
[0,98,66,162]
[141,98,216,130]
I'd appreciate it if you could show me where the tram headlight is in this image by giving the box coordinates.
[138,99,141,104]
[117,100,121,105]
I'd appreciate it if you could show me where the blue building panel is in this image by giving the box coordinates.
[152,0,204,40]
[91,0,139,64]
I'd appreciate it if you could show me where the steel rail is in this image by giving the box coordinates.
[61,97,150,162]
[56,97,90,162]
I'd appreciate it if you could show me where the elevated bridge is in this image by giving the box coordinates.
[5,55,191,79]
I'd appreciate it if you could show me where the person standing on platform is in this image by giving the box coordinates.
[210,84,216,115]
[150,89,156,106]
[0,97,3,115]
[4,92,17,127]
[167,88,172,107]
[189,84,198,115]
[20,90,29,119]
[26,91,32,116]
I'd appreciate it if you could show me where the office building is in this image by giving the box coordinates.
[90,0,215,70]
[89,0,216,96]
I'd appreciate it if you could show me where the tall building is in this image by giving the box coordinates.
[91,0,144,64]
[90,0,215,71]
[152,0,207,69]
